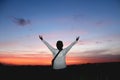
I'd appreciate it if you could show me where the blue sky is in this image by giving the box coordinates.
[0,0,120,65]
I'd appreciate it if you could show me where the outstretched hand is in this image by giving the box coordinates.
[39,35,43,40]
[76,36,80,41]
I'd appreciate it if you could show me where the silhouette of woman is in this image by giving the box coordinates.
[39,35,79,69]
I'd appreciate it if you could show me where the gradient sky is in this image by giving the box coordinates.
[0,0,120,65]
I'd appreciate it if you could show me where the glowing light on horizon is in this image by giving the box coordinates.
[0,55,120,66]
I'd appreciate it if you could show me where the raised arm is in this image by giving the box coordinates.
[64,36,79,55]
[39,35,56,53]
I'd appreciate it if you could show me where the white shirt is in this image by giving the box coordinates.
[42,40,77,69]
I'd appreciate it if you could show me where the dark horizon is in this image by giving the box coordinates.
[0,62,120,80]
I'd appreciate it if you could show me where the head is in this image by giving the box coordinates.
[56,40,63,50]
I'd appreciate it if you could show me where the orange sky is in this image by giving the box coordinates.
[0,55,120,66]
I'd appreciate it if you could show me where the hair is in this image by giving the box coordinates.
[56,40,63,50]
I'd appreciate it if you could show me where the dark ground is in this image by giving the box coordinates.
[0,62,120,80]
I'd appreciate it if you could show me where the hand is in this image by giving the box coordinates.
[76,36,79,41]
[39,35,43,40]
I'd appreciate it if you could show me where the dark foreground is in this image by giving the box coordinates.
[0,62,120,80]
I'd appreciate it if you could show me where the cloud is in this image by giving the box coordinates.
[0,51,51,60]
[94,20,120,27]
[96,20,103,25]
[0,41,19,48]
[94,20,111,27]
[10,16,31,26]
[77,40,102,45]
[79,49,109,57]
[95,41,102,44]
[74,48,120,58]
[96,54,120,59]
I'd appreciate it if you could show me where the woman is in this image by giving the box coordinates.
[39,35,79,69]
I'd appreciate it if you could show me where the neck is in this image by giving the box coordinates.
[58,48,63,51]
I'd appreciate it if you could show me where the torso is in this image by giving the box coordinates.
[52,49,67,69]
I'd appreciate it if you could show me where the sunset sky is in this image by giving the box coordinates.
[0,0,120,65]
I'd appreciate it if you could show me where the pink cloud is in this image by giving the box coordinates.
[81,49,109,56]
[0,51,51,59]
[0,41,19,48]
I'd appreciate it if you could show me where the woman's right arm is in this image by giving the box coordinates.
[39,35,56,53]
